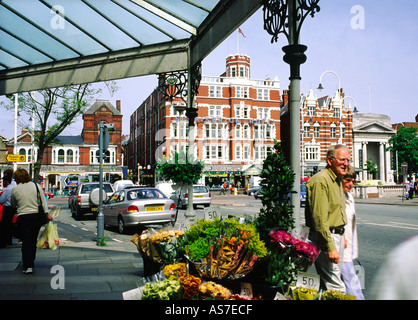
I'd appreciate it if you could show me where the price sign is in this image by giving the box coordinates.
[204,205,222,220]
[296,271,320,290]
[240,282,253,298]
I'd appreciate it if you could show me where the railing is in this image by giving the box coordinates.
[352,185,405,199]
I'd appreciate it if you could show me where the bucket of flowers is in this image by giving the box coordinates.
[182,217,268,281]
[266,229,319,287]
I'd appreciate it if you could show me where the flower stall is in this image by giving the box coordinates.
[127,142,352,300]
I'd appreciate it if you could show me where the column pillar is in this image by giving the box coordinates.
[379,142,385,182]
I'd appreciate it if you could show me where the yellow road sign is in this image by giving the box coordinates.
[4,154,26,162]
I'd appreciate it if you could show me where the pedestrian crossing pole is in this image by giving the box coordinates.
[97,121,115,245]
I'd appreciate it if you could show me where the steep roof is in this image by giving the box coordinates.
[84,100,121,116]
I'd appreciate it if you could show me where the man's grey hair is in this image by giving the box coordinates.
[326,144,349,159]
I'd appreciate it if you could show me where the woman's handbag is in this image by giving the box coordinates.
[34,182,51,225]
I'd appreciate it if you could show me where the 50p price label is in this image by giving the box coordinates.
[296,271,320,290]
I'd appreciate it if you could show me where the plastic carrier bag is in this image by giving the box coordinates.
[37,221,59,250]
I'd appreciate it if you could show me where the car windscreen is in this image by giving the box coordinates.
[193,186,208,193]
[127,189,167,200]
[81,184,113,193]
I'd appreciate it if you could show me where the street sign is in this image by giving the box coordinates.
[4,154,26,162]
[401,162,408,175]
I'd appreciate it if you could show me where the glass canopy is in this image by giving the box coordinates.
[0,0,261,95]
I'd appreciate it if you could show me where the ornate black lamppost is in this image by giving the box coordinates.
[158,62,202,222]
[263,0,320,229]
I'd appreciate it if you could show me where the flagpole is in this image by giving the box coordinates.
[237,29,239,54]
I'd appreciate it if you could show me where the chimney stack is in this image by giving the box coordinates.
[116,100,121,112]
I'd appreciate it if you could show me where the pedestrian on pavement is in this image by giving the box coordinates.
[219,182,227,195]
[0,175,16,247]
[408,181,414,199]
[11,169,51,274]
[341,166,365,300]
[305,144,350,292]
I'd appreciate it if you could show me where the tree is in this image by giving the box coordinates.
[388,126,418,177]
[255,140,295,244]
[1,84,109,183]
[364,160,377,179]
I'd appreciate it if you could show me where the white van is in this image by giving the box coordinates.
[113,180,134,191]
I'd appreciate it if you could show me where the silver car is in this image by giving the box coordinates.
[103,187,176,234]
[170,185,211,209]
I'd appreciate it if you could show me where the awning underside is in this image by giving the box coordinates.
[0,0,261,95]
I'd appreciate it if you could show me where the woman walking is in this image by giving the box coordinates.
[341,166,364,299]
[11,169,51,274]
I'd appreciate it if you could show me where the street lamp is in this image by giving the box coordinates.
[263,0,320,231]
[317,70,343,143]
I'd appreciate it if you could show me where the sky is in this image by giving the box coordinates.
[1,0,418,139]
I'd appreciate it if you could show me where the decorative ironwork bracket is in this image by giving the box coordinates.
[157,62,202,104]
[262,0,320,45]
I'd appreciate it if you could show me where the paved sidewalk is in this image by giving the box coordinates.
[0,238,143,300]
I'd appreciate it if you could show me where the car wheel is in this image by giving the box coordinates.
[75,206,83,220]
[118,217,126,234]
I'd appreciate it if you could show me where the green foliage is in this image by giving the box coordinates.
[388,126,418,175]
[0,84,107,183]
[364,160,377,175]
[255,141,295,244]
[156,150,204,185]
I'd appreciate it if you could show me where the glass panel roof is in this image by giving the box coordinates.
[0,0,217,69]
[0,0,261,95]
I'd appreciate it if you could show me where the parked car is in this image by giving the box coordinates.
[155,182,175,198]
[254,184,307,206]
[247,186,261,196]
[103,187,176,234]
[113,179,134,191]
[71,182,115,220]
[170,185,211,209]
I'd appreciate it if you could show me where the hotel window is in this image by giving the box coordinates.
[243,124,250,139]
[305,146,320,161]
[243,145,250,159]
[239,66,245,77]
[341,124,346,138]
[235,105,250,119]
[209,105,222,117]
[257,107,270,119]
[314,124,320,138]
[255,145,267,161]
[334,107,341,118]
[257,89,269,100]
[235,86,249,98]
[308,105,316,116]
[231,66,236,77]
[209,86,222,98]
[205,144,226,160]
[330,124,337,138]
[304,124,310,138]
[235,124,241,138]
[235,145,242,160]
[204,123,228,139]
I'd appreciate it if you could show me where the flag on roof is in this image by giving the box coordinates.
[238,28,246,38]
